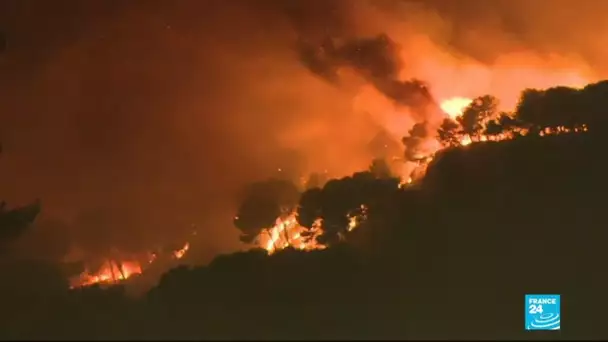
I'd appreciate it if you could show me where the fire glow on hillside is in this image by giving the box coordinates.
[69,241,191,289]
[252,94,589,255]
[69,87,591,289]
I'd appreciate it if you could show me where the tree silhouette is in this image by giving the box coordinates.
[233,179,300,244]
[298,187,323,229]
[484,120,503,137]
[402,122,433,161]
[297,164,399,245]
[437,118,462,147]
[579,80,608,127]
[457,95,499,140]
[514,86,590,131]
[543,86,580,128]
[515,88,544,131]
[483,112,523,138]
[0,200,42,249]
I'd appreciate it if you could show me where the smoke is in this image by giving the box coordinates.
[298,34,437,115]
[0,0,607,265]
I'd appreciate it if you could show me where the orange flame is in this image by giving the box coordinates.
[70,260,142,289]
[251,95,590,254]
[256,96,589,254]
[173,242,190,259]
[70,242,193,289]
[258,212,325,255]
[255,206,369,254]
[439,97,473,119]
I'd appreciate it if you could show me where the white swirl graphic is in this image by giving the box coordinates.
[528,312,560,330]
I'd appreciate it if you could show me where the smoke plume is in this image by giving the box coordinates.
[0,0,607,265]
[298,34,436,114]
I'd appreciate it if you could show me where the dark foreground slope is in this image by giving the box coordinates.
[398,130,608,339]
[2,131,608,340]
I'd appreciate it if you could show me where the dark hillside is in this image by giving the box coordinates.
[398,130,608,339]
[1,131,607,339]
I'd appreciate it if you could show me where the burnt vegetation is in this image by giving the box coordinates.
[2,81,608,339]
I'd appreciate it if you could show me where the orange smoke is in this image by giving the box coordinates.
[403,44,594,112]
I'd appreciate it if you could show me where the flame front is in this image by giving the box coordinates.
[68,92,590,271]
[436,96,587,148]
[259,213,325,255]
[70,260,142,289]
[255,206,369,254]
[251,94,590,254]
[70,242,192,289]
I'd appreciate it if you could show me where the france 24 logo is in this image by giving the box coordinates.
[525,294,561,331]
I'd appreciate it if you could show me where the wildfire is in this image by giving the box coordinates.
[254,205,371,255]
[250,94,591,254]
[70,242,192,289]
[398,176,413,188]
[439,97,473,119]
[69,260,142,289]
[459,134,472,146]
[347,204,368,232]
[435,96,588,148]
[258,212,325,255]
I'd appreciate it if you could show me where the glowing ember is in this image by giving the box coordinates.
[347,205,368,232]
[148,252,157,264]
[173,242,190,259]
[398,177,413,188]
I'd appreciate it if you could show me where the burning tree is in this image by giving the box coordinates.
[297,161,399,245]
[437,95,526,147]
[237,82,605,257]
[457,95,499,141]
[402,122,436,162]
[437,118,462,147]
[233,179,300,247]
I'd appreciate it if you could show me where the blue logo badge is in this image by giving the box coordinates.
[525,294,561,330]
